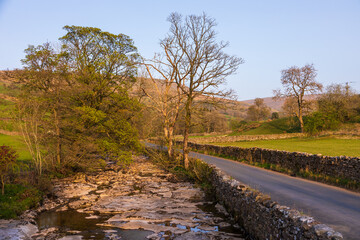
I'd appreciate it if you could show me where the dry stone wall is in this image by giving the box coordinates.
[183,142,360,184]
[193,161,343,239]
[188,133,304,144]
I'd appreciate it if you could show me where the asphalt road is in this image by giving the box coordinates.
[189,151,360,240]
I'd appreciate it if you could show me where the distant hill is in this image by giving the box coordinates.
[241,95,319,112]
[240,97,284,112]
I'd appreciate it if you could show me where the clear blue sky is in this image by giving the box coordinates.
[0,0,359,100]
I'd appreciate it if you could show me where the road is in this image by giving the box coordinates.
[188,151,360,240]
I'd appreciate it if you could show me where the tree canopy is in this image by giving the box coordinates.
[162,12,243,168]
[275,64,322,132]
[14,26,141,171]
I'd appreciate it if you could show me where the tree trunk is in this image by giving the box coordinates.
[183,98,192,169]
[298,102,304,133]
[167,127,174,159]
[299,114,304,133]
[297,93,304,133]
[164,126,174,159]
[1,175,4,195]
[54,108,61,165]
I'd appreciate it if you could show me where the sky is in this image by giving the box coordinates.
[0,0,359,100]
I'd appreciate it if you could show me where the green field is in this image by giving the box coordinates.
[230,118,301,135]
[213,137,360,157]
[0,134,31,161]
[188,134,227,139]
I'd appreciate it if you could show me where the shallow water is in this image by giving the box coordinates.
[36,202,247,239]
[36,210,153,240]
[197,202,247,235]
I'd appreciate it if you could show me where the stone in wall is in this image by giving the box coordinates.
[184,141,360,186]
[191,160,343,240]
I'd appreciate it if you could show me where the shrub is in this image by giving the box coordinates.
[0,184,42,219]
[271,112,279,120]
[0,145,18,195]
[304,112,340,135]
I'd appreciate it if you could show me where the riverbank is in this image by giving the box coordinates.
[0,156,245,239]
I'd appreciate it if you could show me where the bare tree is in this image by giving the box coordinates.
[274,64,322,132]
[16,97,48,176]
[163,12,243,168]
[246,98,270,121]
[140,53,185,159]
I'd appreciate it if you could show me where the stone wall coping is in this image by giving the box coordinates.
[203,161,343,239]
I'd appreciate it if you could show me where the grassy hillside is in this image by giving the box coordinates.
[0,134,31,162]
[231,117,301,135]
[214,137,360,157]
[0,78,30,161]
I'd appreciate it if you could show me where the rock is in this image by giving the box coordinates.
[218,222,232,228]
[0,220,38,240]
[197,224,217,231]
[85,215,100,219]
[59,235,83,240]
[314,224,343,239]
[3,156,244,240]
[68,200,92,209]
[174,232,211,240]
[215,203,229,216]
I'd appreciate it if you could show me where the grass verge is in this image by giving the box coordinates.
[0,134,31,162]
[193,148,360,191]
[213,136,360,157]
[144,147,214,195]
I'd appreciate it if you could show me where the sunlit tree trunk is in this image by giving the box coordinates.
[183,97,192,169]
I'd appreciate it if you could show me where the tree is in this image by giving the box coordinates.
[0,146,18,195]
[304,83,360,135]
[246,98,270,121]
[317,84,358,123]
[16,96,48,176]
[59,25,142,165]
[140,53,185,159]
[16,42,70,168]
[12,26,141,170]
[274,64,322,132]
[162,13,243,168]
[271,112,279,120]
[281,96,315,127]
[200,110,229,133]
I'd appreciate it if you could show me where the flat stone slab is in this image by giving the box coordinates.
[2,156,245,239]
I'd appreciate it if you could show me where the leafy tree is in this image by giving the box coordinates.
[14,42,69,170]
[274,64,322,132]
[304,111,339,135]
[229,119,247,131]
[271,112,279,120]
[0,146,18,195]
[162,12,243,168]
[304,83,360,135]
[59,26,141,165]
[317,84,359,123]
[12,26,141,171]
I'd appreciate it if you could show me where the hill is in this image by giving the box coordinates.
[241,95,319,112]
[230,117,301,135]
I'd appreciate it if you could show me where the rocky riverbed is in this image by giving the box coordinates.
[0,156,246,239]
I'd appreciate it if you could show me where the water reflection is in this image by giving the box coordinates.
[36,210,153,240]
